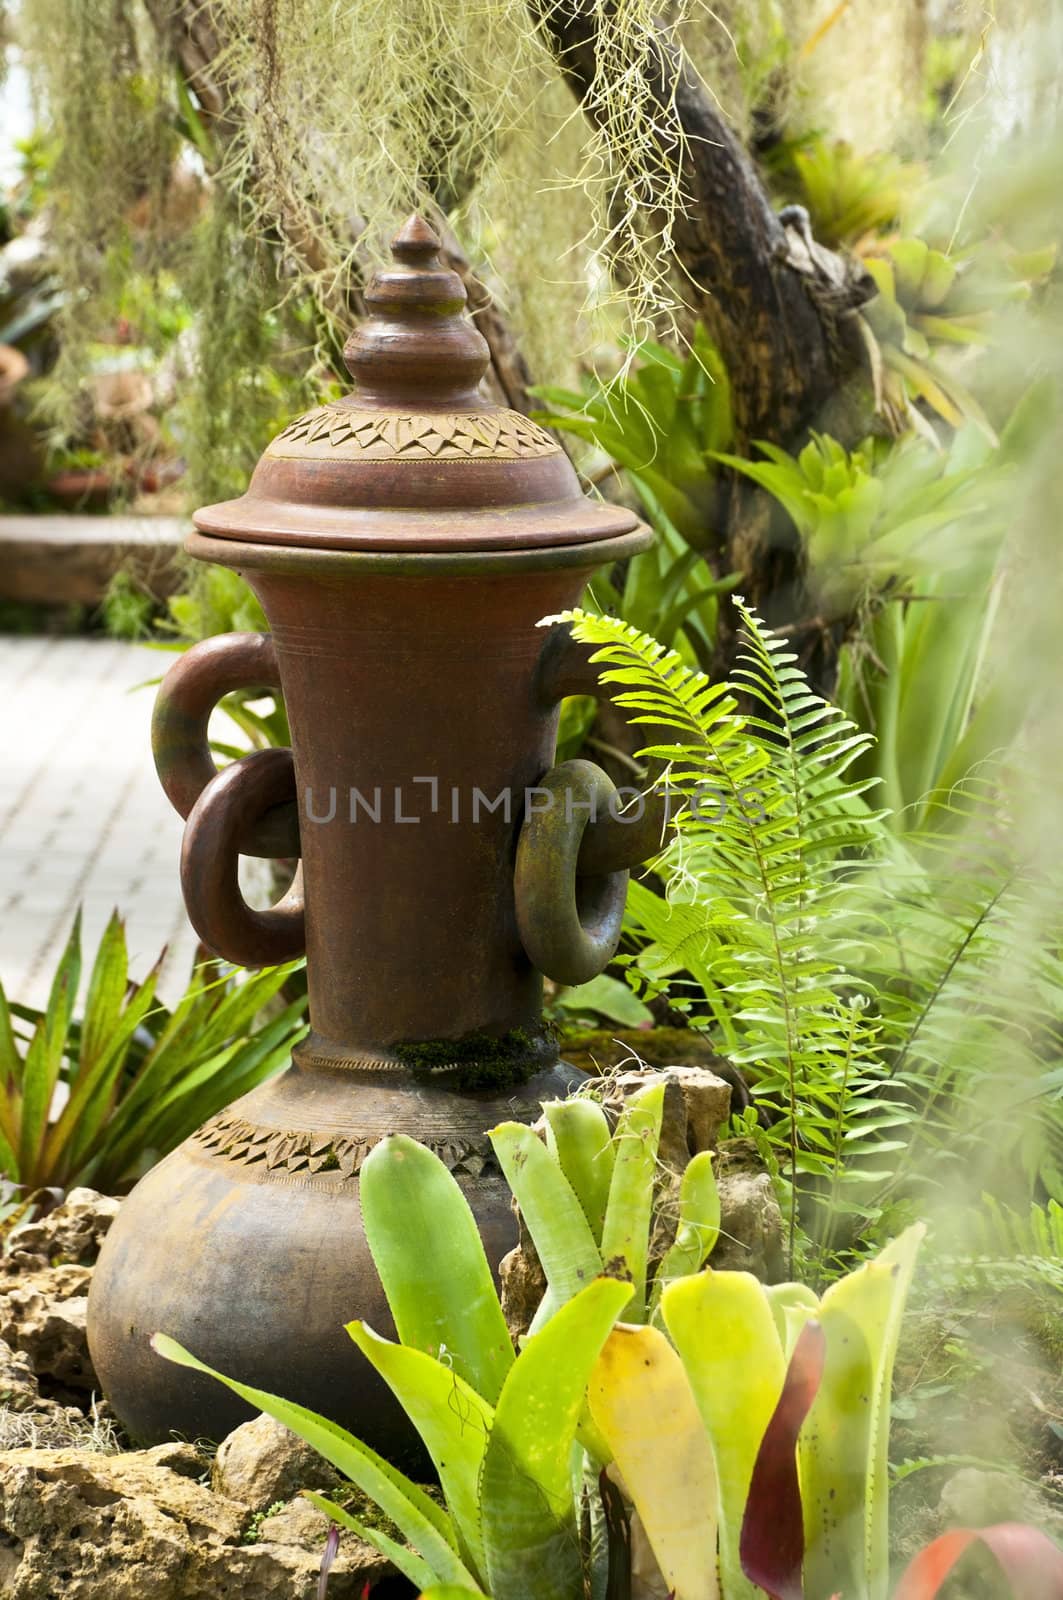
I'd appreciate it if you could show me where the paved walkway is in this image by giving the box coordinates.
[0,636,199,1009]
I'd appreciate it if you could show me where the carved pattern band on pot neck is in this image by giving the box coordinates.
[191,1111,500,1183]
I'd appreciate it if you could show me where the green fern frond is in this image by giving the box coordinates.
[558,602,900,1272]
[551,603,1063,1275]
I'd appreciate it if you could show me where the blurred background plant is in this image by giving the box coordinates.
[0,909,307,1201]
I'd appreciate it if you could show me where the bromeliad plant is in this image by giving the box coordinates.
[156,1133,637,1600]
[592,1223,927,1600]
[734,1293,1063,1600]
[151,1139,1055,1600]
[765,135,920,251]
[153,1111,716,1600]
[0,910,307,1193]
[580,1221,1060,1600]
[713,423,1009,625]
[491,1082,720,1330]
[860,235,1056,436]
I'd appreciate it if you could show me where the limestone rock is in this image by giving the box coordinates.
[939,1466,1063,1545]
[710,1139,786,1281]
[0,1443,386,1599]
[213,1412,341,1511]
[499,1209,547,1344]
[5,1189,121,1272]
[0,1340,41,1414]
[257,1494,333,1546]
[596,1065,733,1170]
[0,1334,115,1452]
[608,1070,690,1172]
[669,1067,733,1154]
[0,1263,95,1391]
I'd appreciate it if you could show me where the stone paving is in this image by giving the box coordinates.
[0,635,199,1009]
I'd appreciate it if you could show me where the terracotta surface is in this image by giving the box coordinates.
[88,217,653,1456]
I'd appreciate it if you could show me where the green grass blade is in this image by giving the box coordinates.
[190,963,297,1057]
[478,1277,633,1600]
[44,967,160,1180]
[542,1099,615,1243]
[0,983,23,1164]
[78,912,128,1073]
[488,1122,603,1316]
[19,915,81,1179]
[0,1125,18,1181]
[151,1334,472,1585]
[0,983,24,1088]
[360,1134,514,1405]
[347,1321,492,1580]
[599,1082,665,1321]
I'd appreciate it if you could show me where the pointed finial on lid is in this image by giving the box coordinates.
[389,213,443,264]
[343,214,490,408]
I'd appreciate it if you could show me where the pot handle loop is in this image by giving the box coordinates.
[152,632,300,859]
[180,748,306,968]
[514,759,629,987]
[515,625,680,985]
[535,624,673,876]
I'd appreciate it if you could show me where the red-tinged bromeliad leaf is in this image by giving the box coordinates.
[739,1319,827,1600]
[893,1521,1063,1600]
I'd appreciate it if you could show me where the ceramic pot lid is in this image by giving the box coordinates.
[193,215,644,555]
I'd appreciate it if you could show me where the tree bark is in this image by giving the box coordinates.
[531,0,880,677]
[532,1,876,444]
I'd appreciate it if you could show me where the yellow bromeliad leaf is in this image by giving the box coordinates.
[589,1323,720,1600]
[662,1272,787,1600]
[799,1223,926,1600]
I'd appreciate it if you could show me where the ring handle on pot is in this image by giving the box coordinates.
[181,747,306,968]
[536,624,672,876]
[152,632,300,859]
[514,759,628,986]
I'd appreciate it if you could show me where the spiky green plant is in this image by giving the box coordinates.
[713,425,1010,622]
[0,911,307,1192]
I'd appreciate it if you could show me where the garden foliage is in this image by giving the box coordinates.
[154,1136,1062,1600]
[554,603,1063,1273]
[0,911,307,1193]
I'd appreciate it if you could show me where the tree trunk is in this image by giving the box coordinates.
[532,0,880,679]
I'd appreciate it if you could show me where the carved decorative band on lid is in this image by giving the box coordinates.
[266,404,561,462]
